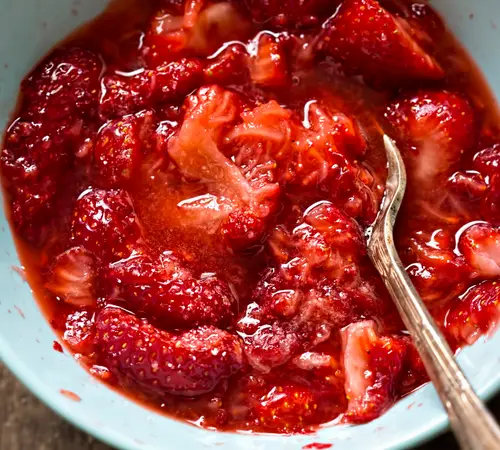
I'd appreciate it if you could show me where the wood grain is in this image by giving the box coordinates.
[1,363,499,450]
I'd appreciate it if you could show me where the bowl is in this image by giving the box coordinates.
[1,1,500,449]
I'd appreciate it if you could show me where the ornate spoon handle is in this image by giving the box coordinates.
[367,136,500,450]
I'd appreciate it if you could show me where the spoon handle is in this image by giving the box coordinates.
[367,136,500,449]
[369,236,500,449]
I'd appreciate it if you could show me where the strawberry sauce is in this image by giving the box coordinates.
[3,0,500,434]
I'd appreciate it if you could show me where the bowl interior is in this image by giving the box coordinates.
[1,1,500,449]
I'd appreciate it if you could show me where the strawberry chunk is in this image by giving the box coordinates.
[70,188,142,262]
[291,104,376,223]
[248,377,345,433]
[22,47,103,121]
[154,58,204,103]
[144,2,249,67]
[166,87,287,250]
[95,307,244,396]
[238,203,386,372]
[45,246,97,307]
[386,90,475,188]
[473,144,500,178]
[7,178,57,246]
[64,310,96,354]
[341,320,407,423]
[99,70,156,120]
[204,44,249,86]
[318,0,443,85]
[458,223,500,278]
[445,281,500,346]
[1,117,88,245]
[249,33,289,88]
[2,119,75,185]
[220,210,266,252]
[93,110,156,188]
[447,170,487,201]
[98,252,236,328]
[401,228,470,303]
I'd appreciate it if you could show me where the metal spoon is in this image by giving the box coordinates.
[366,135,500,450]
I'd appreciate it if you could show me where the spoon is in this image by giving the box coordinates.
[366,135,500,450]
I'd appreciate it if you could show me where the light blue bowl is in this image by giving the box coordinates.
[1,1,500,449]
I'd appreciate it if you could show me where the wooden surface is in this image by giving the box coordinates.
[1,362,500,450]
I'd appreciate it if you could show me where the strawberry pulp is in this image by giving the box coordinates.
[3,0,500,434]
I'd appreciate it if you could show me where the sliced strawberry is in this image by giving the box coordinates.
[459,223,500,278]
[99,70,155,120]
[45,246,97,307]
[445,281,500,346]
[249,33,289,88]
[70,188,142,262]
[204,44,249,86]
[94,307,244,396]
[98,252,236,328]
[64,310,96,354]
[93,110,156,188]
[386,90,475,188]
[318,0,443,85]
[154,58,204,103]
[22,47,103,121]
[341,320,407,424]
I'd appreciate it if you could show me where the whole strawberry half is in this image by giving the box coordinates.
[318,0,443,85]
[94,307,244,396]
[70,188,142,262]
[98,252,236,329]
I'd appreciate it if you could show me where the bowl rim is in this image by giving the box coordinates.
[2,327,500,450]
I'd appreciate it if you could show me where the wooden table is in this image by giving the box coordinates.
[1,363,499,450]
